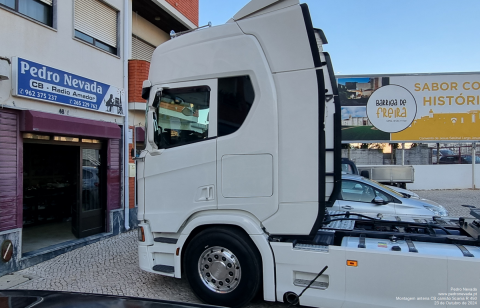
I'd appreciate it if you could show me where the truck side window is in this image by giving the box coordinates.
[218,76,255,137]
[154,86,210,148]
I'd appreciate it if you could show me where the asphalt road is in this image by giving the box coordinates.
[6,189,480,307]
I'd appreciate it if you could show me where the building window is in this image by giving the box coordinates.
[132,35,155,62]
[0,0,53,26]
[74,0,118,55]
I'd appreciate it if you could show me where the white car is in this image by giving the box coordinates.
[331,174,448,216]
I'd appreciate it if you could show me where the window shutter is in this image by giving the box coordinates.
[39,0,53,5]
[75,0,117,47]
[132,36,155,62]
[0,111,19,231]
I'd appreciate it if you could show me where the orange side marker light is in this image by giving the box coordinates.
[347,260,358,267]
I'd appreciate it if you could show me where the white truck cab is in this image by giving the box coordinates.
[137,1,480,307]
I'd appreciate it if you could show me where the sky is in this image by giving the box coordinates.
[199,0,480,75]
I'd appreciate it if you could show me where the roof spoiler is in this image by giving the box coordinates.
[232,0,299,21]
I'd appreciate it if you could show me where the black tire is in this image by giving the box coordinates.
[184,226,262,308]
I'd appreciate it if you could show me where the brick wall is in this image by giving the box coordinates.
[128,60,150,103]
[165,0,199,26]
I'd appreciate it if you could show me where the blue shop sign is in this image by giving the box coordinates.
[12,57,125,116]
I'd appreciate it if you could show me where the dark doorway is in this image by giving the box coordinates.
[23,144,78,253]
[22,142,106,253]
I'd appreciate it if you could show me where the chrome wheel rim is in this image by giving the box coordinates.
[198,246,241,293]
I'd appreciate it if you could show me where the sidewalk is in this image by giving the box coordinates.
[9,231,198,302]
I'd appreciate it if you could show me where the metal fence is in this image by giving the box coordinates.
[429,143,480,165]
[343,143,480,165]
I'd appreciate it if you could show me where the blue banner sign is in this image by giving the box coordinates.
[12,57,125,116]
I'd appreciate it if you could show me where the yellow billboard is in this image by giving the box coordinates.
[338,74,480,142]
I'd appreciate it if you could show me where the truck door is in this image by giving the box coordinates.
[143,79,218,232]
[216,75,278,221]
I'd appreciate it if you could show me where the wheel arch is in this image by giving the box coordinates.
[175,211,276,302]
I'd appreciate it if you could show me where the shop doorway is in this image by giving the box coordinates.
[22,141,105,253]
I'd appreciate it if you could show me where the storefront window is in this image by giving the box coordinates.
[82,149,102,211]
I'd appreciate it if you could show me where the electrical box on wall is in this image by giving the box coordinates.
[129,163,136,177]
[0,58,10,80]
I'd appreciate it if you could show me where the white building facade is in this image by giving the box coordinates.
[0,0,197,275]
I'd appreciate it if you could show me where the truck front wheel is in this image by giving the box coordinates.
[184,227,262,307]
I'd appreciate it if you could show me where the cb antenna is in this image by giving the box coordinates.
[170,22,212,39]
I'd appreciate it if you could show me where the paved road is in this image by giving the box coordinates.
[413,189,479,217]
[7,189,480,307]
[14,232,201,303]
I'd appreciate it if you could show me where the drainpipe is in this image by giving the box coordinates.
[123,0,130,231]
[473,142,476,190]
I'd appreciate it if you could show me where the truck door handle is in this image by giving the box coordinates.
[341,205,353,210]
[197,185,214,202]
[208,187,214,200]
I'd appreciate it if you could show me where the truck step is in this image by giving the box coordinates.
[154,237,178,244]
[294,243,329,252]
[152,265,174,273]
[323,212,356,230]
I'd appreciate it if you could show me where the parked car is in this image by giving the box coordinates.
[330,174,448,216]
[432,149,455,164]
[461,155,480,164]
[439,155,469,164]
[386,185,420,198]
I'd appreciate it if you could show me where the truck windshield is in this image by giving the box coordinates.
[153,86,210,148]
